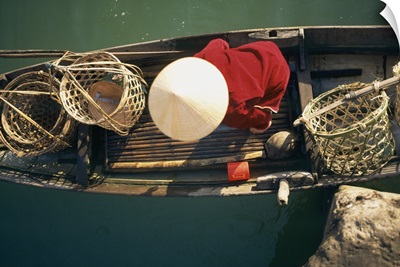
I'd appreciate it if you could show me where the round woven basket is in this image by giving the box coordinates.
[300,82,394,176]
[0,71,77,157]
[55,51,146,135]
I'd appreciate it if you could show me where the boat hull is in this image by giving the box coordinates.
[0,25,399,197]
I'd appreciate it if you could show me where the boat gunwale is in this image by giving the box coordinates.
[0,156,399,196]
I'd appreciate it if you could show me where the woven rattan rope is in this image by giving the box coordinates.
[0,90,53,95]
[301,82,394,176]
[53,51,147,135]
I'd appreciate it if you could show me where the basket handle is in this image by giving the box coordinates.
[293,75,400,127]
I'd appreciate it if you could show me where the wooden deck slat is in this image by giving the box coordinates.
[105,80,297,172]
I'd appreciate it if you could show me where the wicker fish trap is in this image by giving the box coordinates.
[53,51,147,136]
[299,82,394,176]
[0,71,77,157]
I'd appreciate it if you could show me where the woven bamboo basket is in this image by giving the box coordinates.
[299,82,394,176]
[54,51,147,135]
[393,63,400,125]
[0,71,77,157]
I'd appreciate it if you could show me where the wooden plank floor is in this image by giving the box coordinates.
[105,78,299,172]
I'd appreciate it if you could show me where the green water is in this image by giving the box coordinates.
[0,0,396,266]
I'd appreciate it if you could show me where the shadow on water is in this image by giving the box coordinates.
[269,188,335,267]
[0,180,331,267]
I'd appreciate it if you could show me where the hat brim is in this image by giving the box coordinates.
[149,57,228,141]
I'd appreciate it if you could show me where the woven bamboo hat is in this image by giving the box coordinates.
[149,57,228,141]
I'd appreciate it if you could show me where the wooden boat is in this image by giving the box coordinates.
[0,25,399,200]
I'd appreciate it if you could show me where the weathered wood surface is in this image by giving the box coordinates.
[0,50,187,58]
[256,171,315,190]
[2,26,397,83]
[0,157,399,197]
[105,93,295,172]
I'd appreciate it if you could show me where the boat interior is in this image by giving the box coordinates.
[0,27,399,195]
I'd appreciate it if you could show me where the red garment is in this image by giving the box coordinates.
[194,39,290,130]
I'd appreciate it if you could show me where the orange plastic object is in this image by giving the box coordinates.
[227,161,250,182]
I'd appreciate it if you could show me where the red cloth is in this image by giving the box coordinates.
[194,39,290,130]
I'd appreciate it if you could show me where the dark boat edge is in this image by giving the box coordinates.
[0,156,399,197]
[2,25,397,82]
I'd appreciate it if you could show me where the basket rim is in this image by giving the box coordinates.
[301,84,390,138]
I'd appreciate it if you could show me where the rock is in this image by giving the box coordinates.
[305,186,400,267]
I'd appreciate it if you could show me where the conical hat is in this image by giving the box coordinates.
[149,57,228,141]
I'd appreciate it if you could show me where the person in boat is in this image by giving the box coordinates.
[193,38,290,134]
[148,38,290,141]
